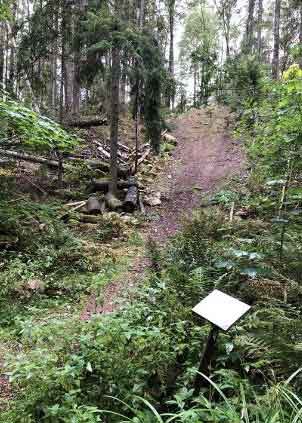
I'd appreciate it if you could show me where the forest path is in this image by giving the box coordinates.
[146,106,242,242]
[82,105,243,318]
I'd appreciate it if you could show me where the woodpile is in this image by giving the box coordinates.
[0,130,177,217]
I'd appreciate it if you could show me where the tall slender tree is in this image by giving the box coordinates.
[214,0,237,59]
[272,0,281,79]
[244,0,256,53]
[166,0,176,109]
[257,0,264,56]
[109,5,121,195]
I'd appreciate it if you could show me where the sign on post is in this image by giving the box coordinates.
[193,289,251,331]
[192,290,251,394]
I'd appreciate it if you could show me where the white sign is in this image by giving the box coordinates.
[192,289,251,331]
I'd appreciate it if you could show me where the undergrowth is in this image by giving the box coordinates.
[2,68,302,420]
[1,199,302,421]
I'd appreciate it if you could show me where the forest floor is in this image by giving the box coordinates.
[0,105,244,409]
[82,105,243,317]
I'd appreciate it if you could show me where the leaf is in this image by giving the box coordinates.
[240,267,266,278]
[241,267,258,278]
[86,362,93,373]
[271,218,289,224]
[215,260,235,269]
[226,342,234,354]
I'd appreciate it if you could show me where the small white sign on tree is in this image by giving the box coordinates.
[192,289,251,331]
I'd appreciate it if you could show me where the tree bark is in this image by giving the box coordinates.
[299,4,302,68]
[134,0,145,174]
[51,11,59,115]
[0,148,60,167]
[109,41,121,195]
[0,148,128,175]
[87,196,102,215]
[245,0,256,53]
[123,185,138,212]
[59,2,66,123]
[167,0,175,109]
[89,179,136,193]
[257,0,264,56]
[72,1,85,116]
[272,0,281,79]
[66,117,108,128]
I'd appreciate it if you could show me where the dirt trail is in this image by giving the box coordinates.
[146,106,242,242]
[81,106,243,318]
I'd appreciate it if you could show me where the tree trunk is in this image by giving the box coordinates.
[193,64,197,107]
[245,0,256,53]
[120,67,127,112]
[72,0,85,116]
[0,23,5,94]
[73,49,81,115]
[59,2,66,123]
[123,185,138,212]
[89,179,136,193]
[257,0,264,56]
[299,4,302,68]
[64,38,73,117]
[66,116,107,128]
[134,0,145,174]
[51,10,59,115]
[109,41,121,195]
[0,148,60,167]
[272,0,281,79]
[166,0,175,109]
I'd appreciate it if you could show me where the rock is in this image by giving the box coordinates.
[144,192,162,206]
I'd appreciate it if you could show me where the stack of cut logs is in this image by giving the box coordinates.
[0,130,177,216]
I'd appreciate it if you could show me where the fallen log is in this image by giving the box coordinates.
[97,145,111,160]
[0,159,13,166]
[123,185,138,212]
[0,148,122,175]
[67,116,108,128]
[60,201,87,221]
[118,142,131,153]
[94,140,129,162]
[0,148,59,168]
[105,192,122,210]
[88,178,137,193]
[87,196,102,215]
[78,159,129,177]
[66,200,87,207]
[131,148,151,174]
[79,214,103,224]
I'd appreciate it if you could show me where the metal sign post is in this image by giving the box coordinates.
[194,324,220,395]
[192,290,251,395]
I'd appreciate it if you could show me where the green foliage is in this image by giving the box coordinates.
[0,96,79,152]
[0,0,11,21]
[179,5,219,105]
[102,371,302,422]
[222,55,264,109]
[239,65,302,179]
[0,194,93,304]
[136,33,165,154]
[2,193,302,421]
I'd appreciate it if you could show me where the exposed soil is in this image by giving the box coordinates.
[145,106,242,242]
[81,106,243,318]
